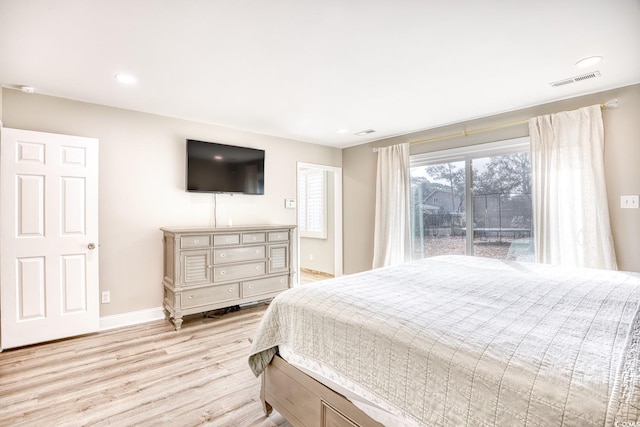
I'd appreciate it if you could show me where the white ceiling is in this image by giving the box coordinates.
[1,0,639,148]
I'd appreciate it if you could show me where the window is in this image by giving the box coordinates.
[298,168,327,239]
[410,137,532,261]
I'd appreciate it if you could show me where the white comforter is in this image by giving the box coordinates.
[249,255,640,426]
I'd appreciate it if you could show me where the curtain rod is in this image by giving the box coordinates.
[373,99,619,152]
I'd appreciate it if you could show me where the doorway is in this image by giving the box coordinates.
[296,162,343,285]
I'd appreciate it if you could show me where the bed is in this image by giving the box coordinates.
[248,255,640,426]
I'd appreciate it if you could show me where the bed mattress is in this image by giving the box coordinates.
[249,255,640,426]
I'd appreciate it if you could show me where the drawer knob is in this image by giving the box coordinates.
[280,278,285,283]
[220,271,226,276]
[248,284,253,289]
[256,249,262,254]
[188,295,193,299]
[220,253,226,258]
[256,266,262,271]
[193,239,199,243]
[228,288,234,292]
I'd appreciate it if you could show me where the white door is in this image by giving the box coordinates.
[1,127,99,349]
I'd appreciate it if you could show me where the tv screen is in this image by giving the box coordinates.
[186,139,265,194]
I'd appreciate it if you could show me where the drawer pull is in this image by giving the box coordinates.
[220,253,226,258]
[225,237,230,242]
[280,278,285,283]
[248,284,253,289]
[228,288,234,292]
[188,295,193,299]
[256,266,262,271]
[220,271,226,276]
[193,239,199,243]
[256,249,262,254]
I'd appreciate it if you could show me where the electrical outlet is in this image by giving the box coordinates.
[101,291,111,304]
[621,195,639,209]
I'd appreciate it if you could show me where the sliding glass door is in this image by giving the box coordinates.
[410,160,466,257]
[410,138,532,261]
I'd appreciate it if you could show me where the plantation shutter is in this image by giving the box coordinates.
[299,168,327,238]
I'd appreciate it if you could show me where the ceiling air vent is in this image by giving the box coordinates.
[354,129,376,136]
[550,71,601,88]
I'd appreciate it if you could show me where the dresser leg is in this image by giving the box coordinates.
[172,317,183,331]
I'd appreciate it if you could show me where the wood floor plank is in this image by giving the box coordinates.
[0,302,291,426]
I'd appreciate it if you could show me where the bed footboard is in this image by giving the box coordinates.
[261,355,383,427]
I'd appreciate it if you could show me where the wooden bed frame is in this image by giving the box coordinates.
[261,355,384,427]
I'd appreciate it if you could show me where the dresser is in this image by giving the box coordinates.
[161,225,295,330]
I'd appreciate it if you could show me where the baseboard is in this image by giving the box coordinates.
[99,306,165,331]
[300,268,334,277]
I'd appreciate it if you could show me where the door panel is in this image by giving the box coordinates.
[61,254,87,312]
[61,176,86,235]
[1,127,99,349]
[17,174,45,236]
[17,256,46,319]
[268,244,289,274]
[181,249,212,285]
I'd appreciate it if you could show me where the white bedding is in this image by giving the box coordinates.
[249,255,640,426]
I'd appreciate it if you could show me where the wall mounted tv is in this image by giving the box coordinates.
[186,139,265,194]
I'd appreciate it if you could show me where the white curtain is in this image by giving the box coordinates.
[372,143,411,268]
[529,105,617,270]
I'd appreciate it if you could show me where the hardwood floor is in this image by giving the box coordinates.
[299,268,334,284]
[0,303,292,426]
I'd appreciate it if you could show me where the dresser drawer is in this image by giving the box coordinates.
[213,233,240,246]
[268,230,289,242]
[214,246,266,264]
[181,283,240,309]
[213,262,265,282]
[180,234,211,248]
[243,276,289,298]
[242,232,266,244]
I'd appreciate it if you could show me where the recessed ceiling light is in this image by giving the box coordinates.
[575,56,602,68]
[20,85,35,93]
[114,73,137,84]
[354,129,376,136]
[337,128,349,134]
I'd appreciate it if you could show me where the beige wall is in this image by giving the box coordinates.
[1,88,342,317]
[343,84,640,273]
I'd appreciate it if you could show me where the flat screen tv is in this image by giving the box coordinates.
[186,139,265,194]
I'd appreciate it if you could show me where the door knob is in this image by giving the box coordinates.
[88,243,96,250]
